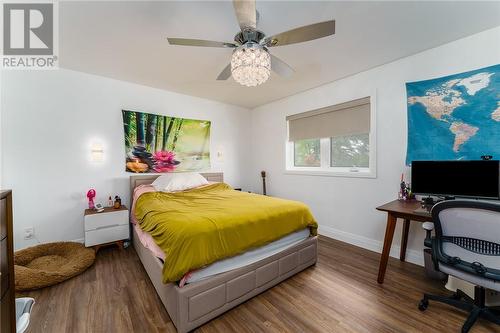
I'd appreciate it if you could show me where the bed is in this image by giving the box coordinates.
[130,173,318,333]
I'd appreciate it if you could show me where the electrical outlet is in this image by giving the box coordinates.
[486,290,500,306]
[24,227,34,240]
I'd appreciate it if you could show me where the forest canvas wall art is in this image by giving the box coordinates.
[122,110,211,173]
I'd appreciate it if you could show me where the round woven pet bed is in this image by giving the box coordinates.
[14,242,95,291]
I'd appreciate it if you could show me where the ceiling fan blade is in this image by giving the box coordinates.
[264,20,335,47]
[233,0,257,30]
[167,38,237,48]
[270,54,294,78]
[216,63,232,80]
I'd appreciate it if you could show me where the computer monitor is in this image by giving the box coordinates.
[411,160,500,200]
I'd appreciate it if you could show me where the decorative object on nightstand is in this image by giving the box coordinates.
[86,189,96,209]
[113,196,122,209]
[94,203,104,213]
[84,206,129,252]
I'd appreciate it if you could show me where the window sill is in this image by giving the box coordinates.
[284,169,376,179]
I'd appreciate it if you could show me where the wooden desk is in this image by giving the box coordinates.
[376,200,432,284]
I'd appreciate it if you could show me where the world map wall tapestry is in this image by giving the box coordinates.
[406,64,500,165]
[122,110,211,173]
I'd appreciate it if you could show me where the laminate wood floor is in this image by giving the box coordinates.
[20,236,498,333]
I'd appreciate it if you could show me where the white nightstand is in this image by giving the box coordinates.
[84,205,129,251]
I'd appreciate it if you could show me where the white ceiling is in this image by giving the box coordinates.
[59,1,500,108]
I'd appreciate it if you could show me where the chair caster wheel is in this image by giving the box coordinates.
[418,299,429,311]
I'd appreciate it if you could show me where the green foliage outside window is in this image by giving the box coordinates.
[330,133,369,168]
[294,139,321,167]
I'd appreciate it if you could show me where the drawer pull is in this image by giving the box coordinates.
[94,224,121,231]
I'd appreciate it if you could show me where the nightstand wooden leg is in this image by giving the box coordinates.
[92,240,125,253]
[93,244,102,254]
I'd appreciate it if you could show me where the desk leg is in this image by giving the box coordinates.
[400,219,410,262]
[377,214,397,284]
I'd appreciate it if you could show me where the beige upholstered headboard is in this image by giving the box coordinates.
[129,172,224,203]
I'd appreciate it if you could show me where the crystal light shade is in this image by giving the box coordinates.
[231,44,271,87]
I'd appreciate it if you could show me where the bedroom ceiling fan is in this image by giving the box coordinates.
[167,0,335,87]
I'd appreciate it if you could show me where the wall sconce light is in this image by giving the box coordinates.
[90,143,104,162]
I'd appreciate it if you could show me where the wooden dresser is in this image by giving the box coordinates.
[0,190,15,333]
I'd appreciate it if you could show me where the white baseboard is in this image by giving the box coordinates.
[318,225,424,266]
[71,238,85,244]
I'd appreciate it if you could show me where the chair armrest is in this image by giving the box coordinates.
[423,222,434,248]
[422,222,434,231]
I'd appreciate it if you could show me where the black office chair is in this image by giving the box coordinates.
[419,200,500,333]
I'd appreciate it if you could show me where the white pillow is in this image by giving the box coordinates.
[152,173,209,192]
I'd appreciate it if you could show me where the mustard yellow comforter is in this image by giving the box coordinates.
[135,183,317,283]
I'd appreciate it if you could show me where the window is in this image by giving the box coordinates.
[294,138,321,167]
[330,133,369,168]
[286,96,376,177]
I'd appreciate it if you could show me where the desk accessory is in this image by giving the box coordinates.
[398,173,414,201]
[422,196,435,206]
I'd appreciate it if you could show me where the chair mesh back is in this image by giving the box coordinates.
[433,201,500,271]
[442,236,500,255]
[439,208,500,244]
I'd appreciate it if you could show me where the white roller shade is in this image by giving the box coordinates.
[287,97,370,141]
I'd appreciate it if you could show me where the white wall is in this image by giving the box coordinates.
[1,69,251,249]
[249,27,500,265]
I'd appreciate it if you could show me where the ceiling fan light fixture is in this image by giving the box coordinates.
[231,44,271,87]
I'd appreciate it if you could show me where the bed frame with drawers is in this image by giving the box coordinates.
[130,173,318,333]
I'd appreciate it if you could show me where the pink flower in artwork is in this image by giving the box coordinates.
[153,150,179,173]
[153,151,175,163]
[154,164,176,173]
